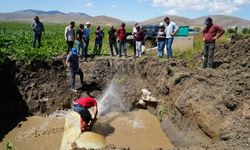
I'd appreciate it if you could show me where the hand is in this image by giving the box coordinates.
[202,37,205,41]
[170,32,175,36]
[212,37,217,40]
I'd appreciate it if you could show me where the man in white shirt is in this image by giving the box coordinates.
[164,17,178,58]
[132,23,138,57]
[65,21,75,54]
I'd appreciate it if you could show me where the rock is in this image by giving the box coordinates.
[225,101,238,111]
[160,85,170,96]
[220,132,236,141]
[137,100,146,108]
[172,72,191,85]
[223,44,229,49]
[141,89,160,102]
[141,89,152,101]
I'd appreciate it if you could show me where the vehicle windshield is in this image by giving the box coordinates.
[142,26,160,34]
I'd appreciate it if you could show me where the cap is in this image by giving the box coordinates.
[34,16,39,20]
[71,48,77,55]
[86,22,91,25]
[159,22,165,26]
[204,17,212,25]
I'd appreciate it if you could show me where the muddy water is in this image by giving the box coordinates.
[92,109,173,150]
[0,114,65,150]
[0,110,173,150]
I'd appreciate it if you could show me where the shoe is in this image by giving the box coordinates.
[71,88,78,93]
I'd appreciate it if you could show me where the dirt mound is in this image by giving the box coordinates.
[215,36,250,70]
[161,37,250,149]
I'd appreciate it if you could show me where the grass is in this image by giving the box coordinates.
[157,104,168,122]
[174,33,232,62]
[6,141,15,150]
[0,21,133,63]
[112,77,125,84]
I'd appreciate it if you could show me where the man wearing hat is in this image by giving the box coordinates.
[31,16,44,48]
[202,17,225,68]
[83,22,91,60]
[66,48,84,93]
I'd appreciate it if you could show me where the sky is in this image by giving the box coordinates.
[0,0,250,21]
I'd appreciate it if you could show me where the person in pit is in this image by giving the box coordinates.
[72,96,98,132]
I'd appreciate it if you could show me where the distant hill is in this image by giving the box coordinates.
[0,9,123,26]
[142,15,250,28]
[193,15,250,28]
[142,15,193,26]
[0,10,250,28]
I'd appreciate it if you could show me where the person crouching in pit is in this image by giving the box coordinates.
[72,96,98,132]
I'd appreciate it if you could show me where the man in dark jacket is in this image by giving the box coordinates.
[66,48,84,93]
[31,16,44,48]
[94,25,105,56]
[108,26,118,56]
[135,25,144,58]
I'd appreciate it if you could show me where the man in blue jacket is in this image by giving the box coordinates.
[66,48,84,93]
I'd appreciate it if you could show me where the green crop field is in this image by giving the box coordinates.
[0,21,133,63]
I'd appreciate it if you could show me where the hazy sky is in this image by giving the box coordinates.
[0,0,250,21]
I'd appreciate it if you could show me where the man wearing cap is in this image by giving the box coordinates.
[66,48,84,93]
[65,21,75,54]
[72,96,98,132]
[157,22,166,57]
[203,17,225,68]
[83,22,91,60]
[31,16,44,48]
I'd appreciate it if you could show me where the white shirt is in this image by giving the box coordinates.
[165,21,178,38]
[64,26,75,41]
[132,27,137,37]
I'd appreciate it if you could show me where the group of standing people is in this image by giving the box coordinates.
[65,21,91,61]
[154,16,224,69]
[156,17,179,58]
[131,17,179,59]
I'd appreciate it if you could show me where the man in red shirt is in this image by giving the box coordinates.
[115,22,127,57]
[202,17,225,68]
[72,97,98,132]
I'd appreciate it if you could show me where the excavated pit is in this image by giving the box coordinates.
[0,36,250,149]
